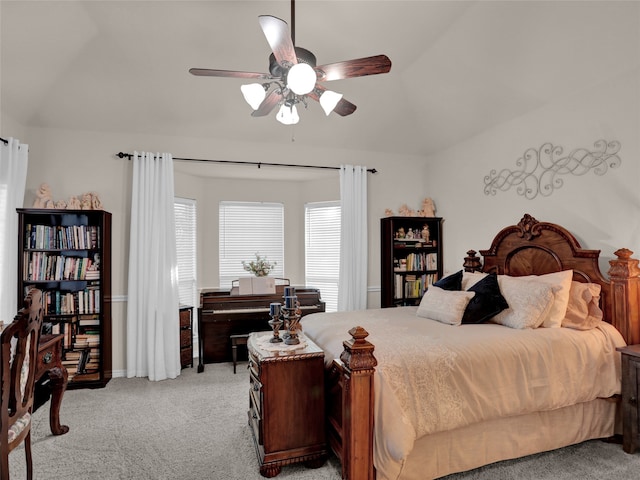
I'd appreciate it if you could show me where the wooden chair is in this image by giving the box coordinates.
[0,289,44,480]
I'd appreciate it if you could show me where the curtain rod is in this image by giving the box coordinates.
[116,152,377,174]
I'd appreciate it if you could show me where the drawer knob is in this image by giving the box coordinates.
[630,396,638,407]
[43,352,53,364]
[253,383,259,392]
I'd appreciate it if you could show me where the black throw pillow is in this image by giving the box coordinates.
[433,270,463,291]
[461,273,509,324]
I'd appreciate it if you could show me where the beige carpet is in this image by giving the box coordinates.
[9,361,640,479]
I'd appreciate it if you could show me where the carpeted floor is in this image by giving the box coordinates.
[9,361,640,479]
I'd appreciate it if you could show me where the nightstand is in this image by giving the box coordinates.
[247,332,327,477]
[617,344,640,453]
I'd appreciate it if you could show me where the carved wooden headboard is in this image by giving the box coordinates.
[463,214,640,344]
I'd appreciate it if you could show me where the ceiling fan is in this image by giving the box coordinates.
[189,0,392,125]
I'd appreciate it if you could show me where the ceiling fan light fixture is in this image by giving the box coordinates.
[276,103,300,125]
[286,63,316,95]
[319,90,343,115]
[240,83,267,110]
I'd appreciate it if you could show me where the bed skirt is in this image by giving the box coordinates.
[384,398,619,480]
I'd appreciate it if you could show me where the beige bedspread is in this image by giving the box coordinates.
[300,307,625,479]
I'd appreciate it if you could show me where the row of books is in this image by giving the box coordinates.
[25,224,100,250]
[44,316,101,348]
[44,320,101,379]
[393,239,437,248]
[40,287,101,315]
[394,252,438,272]
[24,251,98,281]
[62,347,101,378]
[394,273,439,299]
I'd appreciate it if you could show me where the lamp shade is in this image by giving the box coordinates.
[286,63,316,95]
[319,90,343,116]
[240,83,266,110]
[276,104,300,125]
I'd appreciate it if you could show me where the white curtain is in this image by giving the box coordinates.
[126,152,181,381]
[0,138,28,323]
[338,165,368,311]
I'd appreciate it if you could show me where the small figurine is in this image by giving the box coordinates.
[422,225,430,243]
[384,208,394,217]
[68,196,81,209]
[90,192,103,210]
[80,193,92,210]
[419,197,435,217]
[33,183,53,208]
[398,204,415,217]
[406,228,414,239]
[396,227,405,239]
[55,199,67,209]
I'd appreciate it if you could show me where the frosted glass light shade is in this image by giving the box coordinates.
[319,90,343,115]
[276,104,300,125]
[286,63,316,95]
[241,83,266,110]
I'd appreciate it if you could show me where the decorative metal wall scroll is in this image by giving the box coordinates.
[483,140,621,199]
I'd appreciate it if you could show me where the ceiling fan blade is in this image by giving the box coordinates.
[251,89,282,117]
[258,15,297,67]
[189,68,272,80]
[308,86,357,117]
[315,55,392,82]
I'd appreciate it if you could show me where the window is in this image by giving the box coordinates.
[219,201,284,288]
[174,197,197,308]
[305,201,341,312]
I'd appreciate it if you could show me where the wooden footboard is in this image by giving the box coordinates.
[326,326,377,480]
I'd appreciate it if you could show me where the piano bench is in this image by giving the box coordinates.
[230,334,250,374]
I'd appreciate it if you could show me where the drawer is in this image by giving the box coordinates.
[180,347,192,367]
[179,309,191,328]
[180,329,192,347]
[36,342,63,376]
[249,389,263,445]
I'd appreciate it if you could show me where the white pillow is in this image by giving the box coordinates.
[492,276,557,329]
[462,271,488,290]
[519,270,573,328]
[416,286,475,326]
[562,281,603,330]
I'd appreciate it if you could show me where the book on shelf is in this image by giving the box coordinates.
[25,224,100,250]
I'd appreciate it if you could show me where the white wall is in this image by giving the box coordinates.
[425,68,640,276]
[3,124,426,374]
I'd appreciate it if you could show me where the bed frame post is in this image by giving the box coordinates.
[339,326,377,480]
[608,248,640,345]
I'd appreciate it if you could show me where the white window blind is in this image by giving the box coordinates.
[174,197,197,308]
[305,201,341,312]
[219,201,284,288]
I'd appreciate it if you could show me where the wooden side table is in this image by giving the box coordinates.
[247,332,327,477]
[617,344,640,453]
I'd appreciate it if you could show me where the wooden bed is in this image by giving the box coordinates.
[308,214,640,480]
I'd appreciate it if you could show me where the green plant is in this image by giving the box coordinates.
[242,253,276,277]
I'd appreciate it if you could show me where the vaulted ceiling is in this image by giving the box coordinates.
[2,1,638,160]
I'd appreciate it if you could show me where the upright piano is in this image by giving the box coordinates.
[197,285,325,371]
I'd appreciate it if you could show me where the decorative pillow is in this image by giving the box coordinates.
[416,286,475,326]
[434,270,463,291]
[520,270,573,328]
[562,281,603,330]
[461,271,488,291]
[461,273,509,324]
[492,276,556,329]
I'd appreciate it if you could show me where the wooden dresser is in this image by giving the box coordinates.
[247,332,327,477]
[197,286,324,371]
[179,306,193,369]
